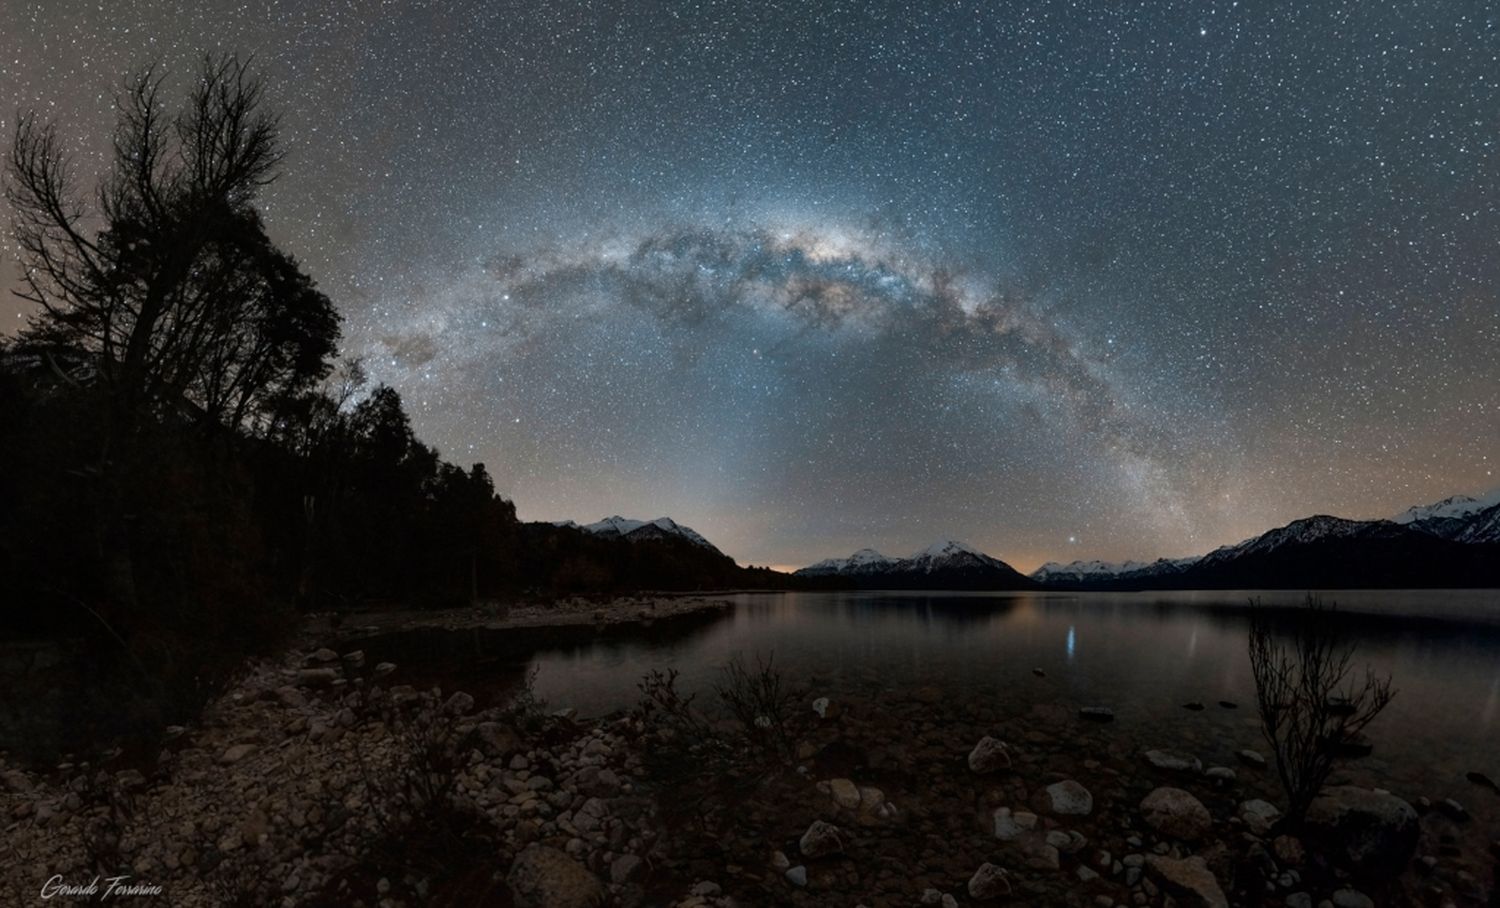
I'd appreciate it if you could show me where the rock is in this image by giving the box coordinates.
[811,697,830,718]
[1303,786,1419,879]
[0,769,35,795]
[609,854,642,884]
[1143,749,1202,773]
[1239,799,1282,836]
[507,844,605,908]
[1144,855,1229,908]
[296,668,339,687]
[1079,706,1114,722]
[968,863,1012,900]
[785,865,807,887]
[1017,834,1062,870]
[1438,798,1469,821]
[799,820,843,857]
[341,649,365,667]
[442,691,475,716]
[219,744,256,765]
[1331,889,1373,908]
[968,736,1012,773]
[690,881,721,897]
[1325,732,1373,758]
[114,769,145,790]
[1466,770,1500,793]
[274,685,307,708]
[309,648,339,663]
[1237,749,1267,768]
[1044,779,1093,816]
[1272,834,1305,865]
[1205,766,1236,783]
[373,661,397,677]
[992,806,1038,841]
[476,722,520,757]
[829,778,861,809]
[1032,667,1046,677]
[1140,787,1213,841]
[1286,894,1313,908]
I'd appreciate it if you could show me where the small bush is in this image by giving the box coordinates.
[715,653,799,765]
[1248,595,1396,825]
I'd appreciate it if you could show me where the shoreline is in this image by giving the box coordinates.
[1,595,1494,907]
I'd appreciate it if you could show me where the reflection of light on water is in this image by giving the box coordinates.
[1483,672,1500,730]
[1187,628,1198,659]
[1066,625,1076,663]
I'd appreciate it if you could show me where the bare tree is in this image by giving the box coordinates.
[1248,595,1396,825]
[6,54,338,612]
[6,54,334,432]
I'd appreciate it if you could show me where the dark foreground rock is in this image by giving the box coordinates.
[508,844,606,908]
[1145,854,1229,908]
[1303,785,1420,879]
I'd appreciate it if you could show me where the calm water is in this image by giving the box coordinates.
[528,590,1500,803]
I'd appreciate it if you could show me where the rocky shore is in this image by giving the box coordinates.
[636,685,1495,908]
[319,594,735,637]
[1,598,1495,907]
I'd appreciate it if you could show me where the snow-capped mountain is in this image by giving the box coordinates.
[796,540,1035,590]
[1194,515,1407,568]
[1032,489,1500,590]
[1392,489,1500,526]
[799,548,900,576]
[557,516,721,553]
[1031,557,1196,587]
[1450,503,1500,544]
[1392,490,1500,545]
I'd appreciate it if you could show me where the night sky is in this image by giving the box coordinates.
[3,1,1498,571]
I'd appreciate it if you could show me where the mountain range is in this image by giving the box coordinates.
[552,516,722,554]
[1030,490,1500,590]
[553,489,1500,591]
[795,539,1036,590]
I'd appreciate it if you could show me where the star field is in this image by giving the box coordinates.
[3,1,1498,570]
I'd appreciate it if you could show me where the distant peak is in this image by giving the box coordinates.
[915,539,982,558]
[1393,487,1500,524]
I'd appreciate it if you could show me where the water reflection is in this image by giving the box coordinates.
[525,589,1500,801]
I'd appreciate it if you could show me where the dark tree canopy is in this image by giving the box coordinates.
[6,55,339,431]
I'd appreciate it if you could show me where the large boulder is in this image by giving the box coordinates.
[799,820,844,857]
[1140,787,1213,841]
[1144,855,1228,908]
[1143,749,1203,773]
[1303,786,1419,879]
[828,778,861,809]
[507,844,605,908]
[1044,780,1093,816]
[992,806,1038,841]
[968,863,1012,900]
[967,736,1012,773]
[1238,798,1281,836]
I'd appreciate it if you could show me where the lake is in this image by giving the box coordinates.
[526,589,1500,816]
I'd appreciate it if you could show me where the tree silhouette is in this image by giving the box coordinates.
[6,54,338,611]
[7,55,338,433]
